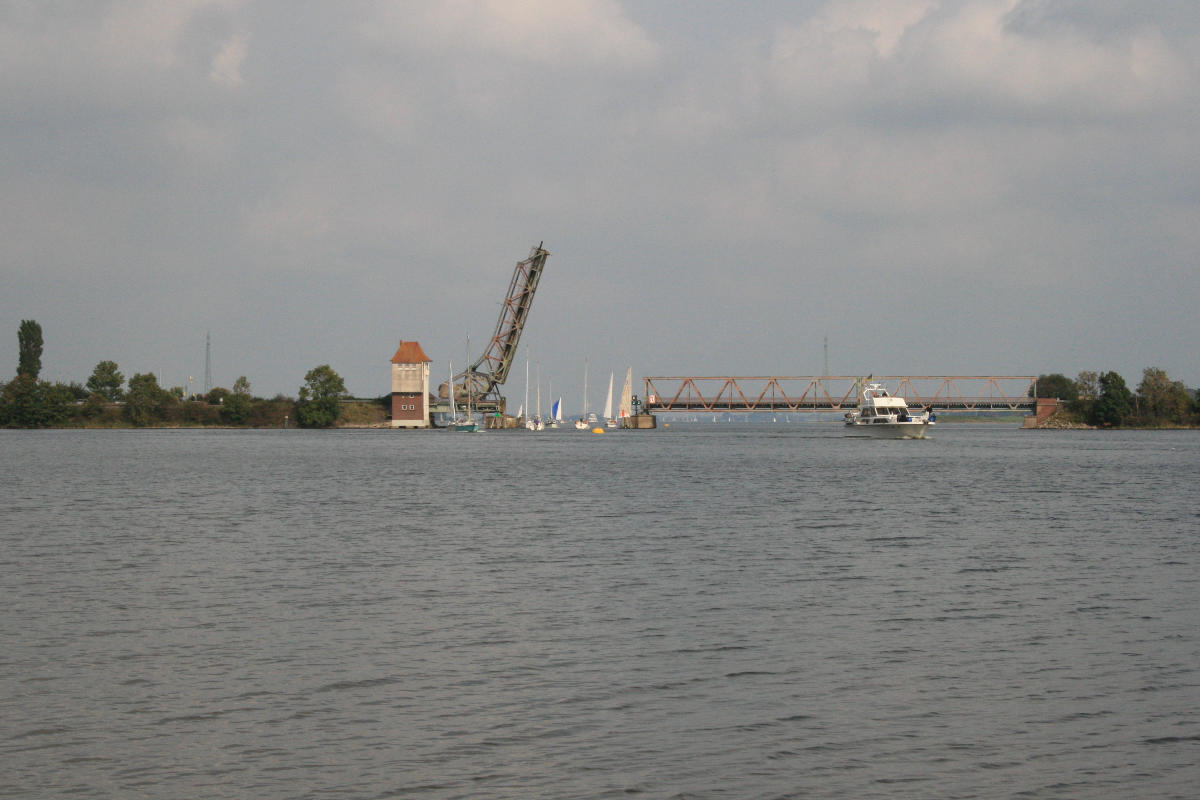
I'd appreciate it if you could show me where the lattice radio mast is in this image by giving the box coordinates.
[204,331,212,395]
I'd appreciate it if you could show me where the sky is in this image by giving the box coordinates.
[3,0,1199,406]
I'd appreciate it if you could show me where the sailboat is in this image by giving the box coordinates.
[552,397,563,426]
[575,359,591,429]
[523,354,536,430]
[527,362,545,430]
[454,337,479,432]
[441,358,455,428]
[546,378,559,428]
[603,372,617,427]
[618,367,633,425]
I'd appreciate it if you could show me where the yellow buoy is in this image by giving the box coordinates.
[592,427,605,434]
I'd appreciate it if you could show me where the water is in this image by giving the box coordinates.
[2,425,1198,799]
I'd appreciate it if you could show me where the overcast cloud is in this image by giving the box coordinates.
[3,0,1198,404]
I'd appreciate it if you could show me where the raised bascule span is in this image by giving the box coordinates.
[642,376,1040,413]
[448,243,549,415]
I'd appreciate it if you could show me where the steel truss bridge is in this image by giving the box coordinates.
[642,376,1039,413]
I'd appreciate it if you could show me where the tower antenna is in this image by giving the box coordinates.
[204,331,212,395]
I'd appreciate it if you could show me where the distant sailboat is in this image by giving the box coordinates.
[527,362,545,430]
[618,367,633,422]
[523,353,542,430]
[454,337,479,432]
[575,360,590,429]
[442,358,454,428]
[546,378,558,427]
[604,371,617,427]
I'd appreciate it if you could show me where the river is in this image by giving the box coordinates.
[2,424,1197,798]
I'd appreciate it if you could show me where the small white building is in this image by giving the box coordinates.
[390,340,431,428]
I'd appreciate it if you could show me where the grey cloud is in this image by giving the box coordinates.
[3,1,1198,397]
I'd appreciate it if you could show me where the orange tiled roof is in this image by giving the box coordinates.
[391,340,431,364]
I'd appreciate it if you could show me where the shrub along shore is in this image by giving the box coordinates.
[1029,369,1199,429]
[2,320,389,429]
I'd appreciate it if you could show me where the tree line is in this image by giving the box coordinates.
[0,320,360,428]
[1033,368,1199,428]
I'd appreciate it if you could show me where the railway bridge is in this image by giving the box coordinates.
[641,376,1042,414]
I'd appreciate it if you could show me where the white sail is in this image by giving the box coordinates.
[603,372,614,419]
[619,367,633,418]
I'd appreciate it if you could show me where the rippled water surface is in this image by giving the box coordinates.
[2,425,1198,798]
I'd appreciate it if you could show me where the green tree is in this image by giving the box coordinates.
[296,365,347,428]
[0,375,71,427]
[1075,371,1100,401]
[124,372,169,426]
[1032,373,1078,402]
[1065,369,1100,419]
[206,387,229,405]
[223,376,253,425]
[1089,371,1132,427]
[80,392,108,419]
[1136,367,1191,425]
[17,320,43,379]
[86,360,125,402]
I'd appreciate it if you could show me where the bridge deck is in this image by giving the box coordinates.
[642,376,1038,413]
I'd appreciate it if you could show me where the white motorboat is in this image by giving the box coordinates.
[844,382,934,439]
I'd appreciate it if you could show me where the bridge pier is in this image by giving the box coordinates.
[1022,397,1060,428]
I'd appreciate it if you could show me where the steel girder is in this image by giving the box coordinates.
[642,376,1039,412]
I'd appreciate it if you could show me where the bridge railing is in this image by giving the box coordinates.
[642,376,1038,412]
